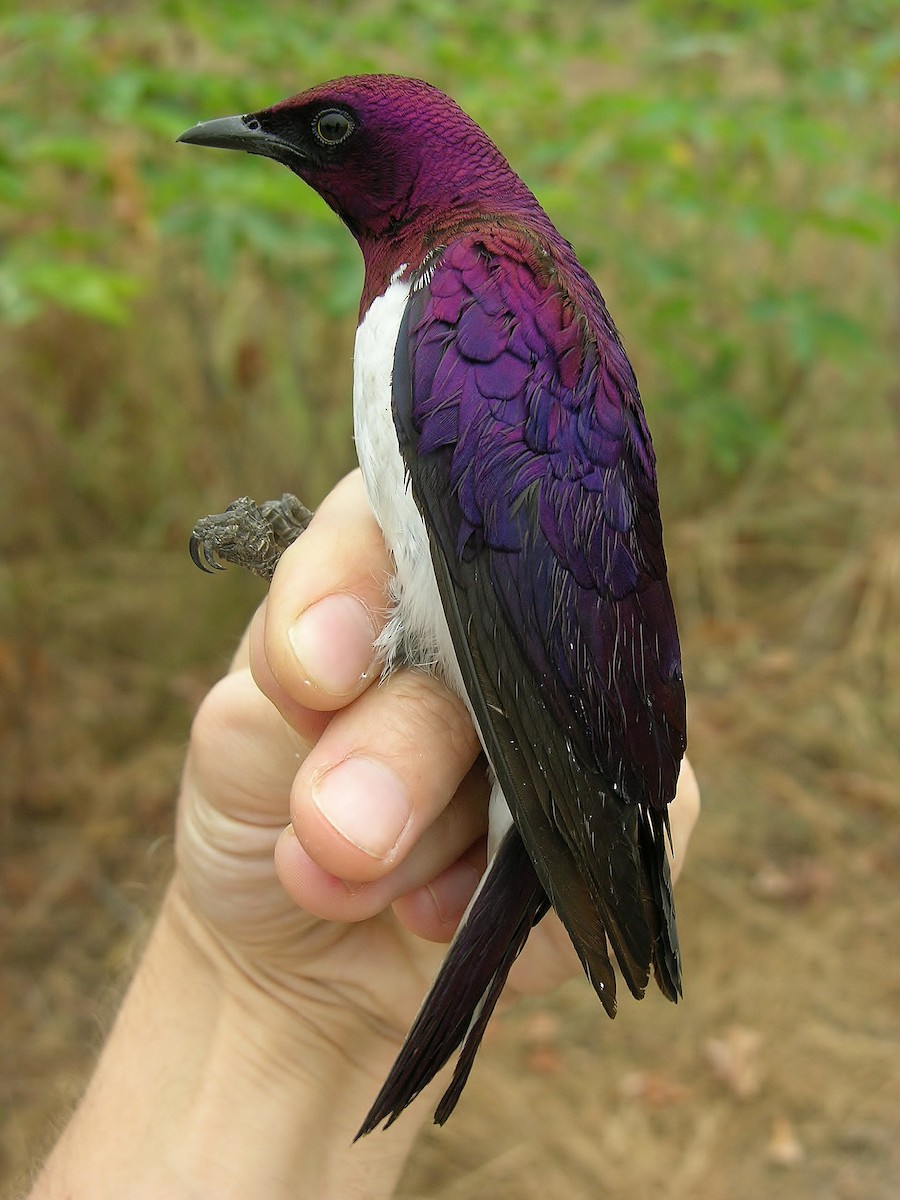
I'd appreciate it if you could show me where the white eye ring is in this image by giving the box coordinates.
[314,110,354,145]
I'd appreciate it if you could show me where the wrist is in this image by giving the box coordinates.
[161,883,427,1197]
[31,882,429,1200]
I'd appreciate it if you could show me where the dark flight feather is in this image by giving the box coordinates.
[356,826,548,1136]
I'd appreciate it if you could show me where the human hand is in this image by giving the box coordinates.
[172,468,700,1044]
[29,469,699,1200]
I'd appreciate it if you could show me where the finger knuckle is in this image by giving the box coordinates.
[189,671,254,765]
[389,670,479,764]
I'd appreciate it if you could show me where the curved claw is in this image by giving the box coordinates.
[189,533,223,574]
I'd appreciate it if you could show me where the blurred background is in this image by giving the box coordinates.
[1,1,897,1196]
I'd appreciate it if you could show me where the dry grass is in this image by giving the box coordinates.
[3,310,898,1199]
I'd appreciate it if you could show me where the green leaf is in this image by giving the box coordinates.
[2,261,141,325]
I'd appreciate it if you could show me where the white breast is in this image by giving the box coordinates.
[353,270,514,854]
[353,271,464,694]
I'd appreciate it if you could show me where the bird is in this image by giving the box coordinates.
[178,74,687,1137]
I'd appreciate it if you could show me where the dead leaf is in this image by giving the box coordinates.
[521,1010,561,1044]
[526,1045,565,1076]
[705,1026,764,1098]
[620,1070,690,1108]
[752,858,836,904]
[768,1114,804,1166]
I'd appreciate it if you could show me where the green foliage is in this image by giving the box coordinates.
[1,0,896,535]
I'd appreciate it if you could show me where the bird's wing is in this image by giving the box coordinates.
[393,229,686,1007]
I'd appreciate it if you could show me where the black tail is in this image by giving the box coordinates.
[356,826,549,1138]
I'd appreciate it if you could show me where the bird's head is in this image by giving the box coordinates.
[178,75,546,254]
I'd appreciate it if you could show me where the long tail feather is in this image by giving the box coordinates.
[643,810,681,1001]
[356,825,548,1138]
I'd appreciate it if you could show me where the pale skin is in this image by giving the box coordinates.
[29,470,700,1200]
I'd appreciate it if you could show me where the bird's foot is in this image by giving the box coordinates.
[190,493,313,581]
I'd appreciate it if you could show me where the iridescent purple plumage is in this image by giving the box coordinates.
[400,230,684,809]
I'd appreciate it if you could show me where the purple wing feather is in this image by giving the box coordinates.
[408,231,685,810]
[370,228,685,1133]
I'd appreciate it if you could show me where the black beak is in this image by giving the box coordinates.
[177,114,300,164]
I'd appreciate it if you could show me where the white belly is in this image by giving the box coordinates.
[352,271,465,695]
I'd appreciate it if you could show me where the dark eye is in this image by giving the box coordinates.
[314,109,354,145]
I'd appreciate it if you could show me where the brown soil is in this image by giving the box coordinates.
[3,498,898,1197]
